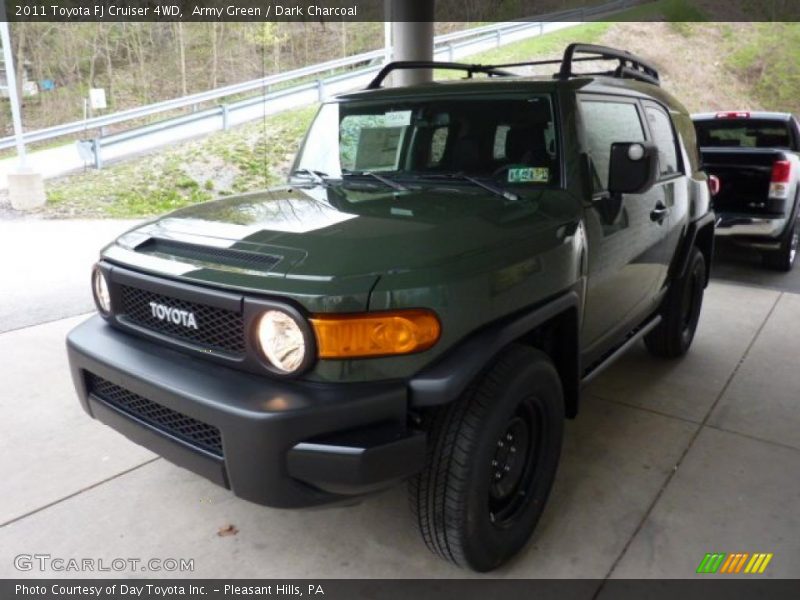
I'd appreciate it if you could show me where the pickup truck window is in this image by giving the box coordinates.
[645,105,679,177]
[296,96,560,186]
[580,99,645,191]
[695,119,793,149]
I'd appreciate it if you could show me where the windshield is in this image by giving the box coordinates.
[695,119,793,149]
[294,95,559,187]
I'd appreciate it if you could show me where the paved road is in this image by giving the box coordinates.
[0,218,140,333]
[0,281,797,580]
[712,239,800,294]
[0,218,798,579]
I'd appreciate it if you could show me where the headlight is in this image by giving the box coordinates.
[92,266,111,315]
[255,310,307,373]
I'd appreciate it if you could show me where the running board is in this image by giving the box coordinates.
[581,315,662,386]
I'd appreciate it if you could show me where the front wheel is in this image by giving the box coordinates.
[645,247,706,359]
[410,346,564,572]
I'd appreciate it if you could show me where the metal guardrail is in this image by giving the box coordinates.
[5,0,641,167]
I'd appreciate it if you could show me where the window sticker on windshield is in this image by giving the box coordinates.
[384,110,412,127]
[508,167,549,183]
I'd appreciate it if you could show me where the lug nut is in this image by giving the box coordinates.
[510,447,516,453]
[504,465,511,472]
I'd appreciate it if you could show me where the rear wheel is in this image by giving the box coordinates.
[410,346,564,572]
[763,221,798,272]
[645,247,706,359]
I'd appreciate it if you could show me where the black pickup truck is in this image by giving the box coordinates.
[693,111,800,270]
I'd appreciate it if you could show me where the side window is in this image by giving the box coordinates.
[580,100,645,191]
[645,105,679,177]
[429,127,449,166]
[493,125,511,160]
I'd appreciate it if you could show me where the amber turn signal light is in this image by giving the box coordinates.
[310,310,441,359]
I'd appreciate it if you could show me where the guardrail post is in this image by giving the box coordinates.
[316,79,326,102]
[496,30,502,48]
[448,42,455,62]
[221,104,230,131]
[92,138,103,170]
[540,22,544,35]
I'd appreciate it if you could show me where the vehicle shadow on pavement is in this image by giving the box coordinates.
[711,239,800,294]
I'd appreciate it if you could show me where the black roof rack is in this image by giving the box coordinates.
[559,43,660,85]
[487,43,661,87]
[366,61,514,90]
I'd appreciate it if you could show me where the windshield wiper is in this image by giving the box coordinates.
[342,170,409,192]
[421,172,519,201]
[291,168,333,186]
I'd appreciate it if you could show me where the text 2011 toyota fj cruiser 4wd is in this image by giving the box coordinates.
[67,44,715,571]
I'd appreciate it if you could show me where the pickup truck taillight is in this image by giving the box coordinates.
[708,175,721,197]
[769,160,792,199]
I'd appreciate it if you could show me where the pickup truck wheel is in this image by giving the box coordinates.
[645,247,706,359]
[763,221,798,272]
[409,346,564,572]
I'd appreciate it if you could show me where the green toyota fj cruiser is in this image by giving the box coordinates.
[67,44,715,571]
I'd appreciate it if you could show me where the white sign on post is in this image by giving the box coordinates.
[89,88,107,110]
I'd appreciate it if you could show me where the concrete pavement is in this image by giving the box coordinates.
[0,218,140,333]
[0,280,797,579]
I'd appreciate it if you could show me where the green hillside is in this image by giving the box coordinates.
[36,19,800,218]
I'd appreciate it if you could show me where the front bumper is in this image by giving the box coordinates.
[67,316,426,508]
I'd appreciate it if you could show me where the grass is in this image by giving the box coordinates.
[725,23,800,114]
[41,22,613,219]
[467,22,611,65]
[43,105,317,218]
[614,0,707,21]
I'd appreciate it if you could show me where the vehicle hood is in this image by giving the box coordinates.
[104,185,566,305]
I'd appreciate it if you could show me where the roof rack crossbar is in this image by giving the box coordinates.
[486,56,599,70]
[556,43,660,86]
[366,61,514,90]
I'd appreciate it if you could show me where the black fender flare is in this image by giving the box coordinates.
[409,290,581,413]
[672,211,716,285]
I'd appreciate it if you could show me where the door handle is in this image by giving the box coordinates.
[650,202,670,224]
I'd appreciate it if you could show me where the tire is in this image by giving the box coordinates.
[409,345,564,572]
[645,247,706,359]
[762,220,798,272]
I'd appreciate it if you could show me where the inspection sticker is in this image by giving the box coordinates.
[508,167,549,183]
[384,110,412,127]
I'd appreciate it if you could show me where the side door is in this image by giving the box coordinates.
[578,95,669,355]
[642,100,689,293]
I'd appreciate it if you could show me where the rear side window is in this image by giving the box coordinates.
[694,119,793,149]
[645,105,679,177]
[580,100,645,190]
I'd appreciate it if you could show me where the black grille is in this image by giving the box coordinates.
[119,285,246,356]
[136,238,281,271]
[87,374,223,457]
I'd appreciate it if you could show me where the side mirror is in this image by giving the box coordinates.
[608,142,659,195]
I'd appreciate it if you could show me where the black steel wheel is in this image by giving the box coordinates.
[410,345,564,572]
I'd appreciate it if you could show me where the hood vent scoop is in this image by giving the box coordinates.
[136,238,282,271]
